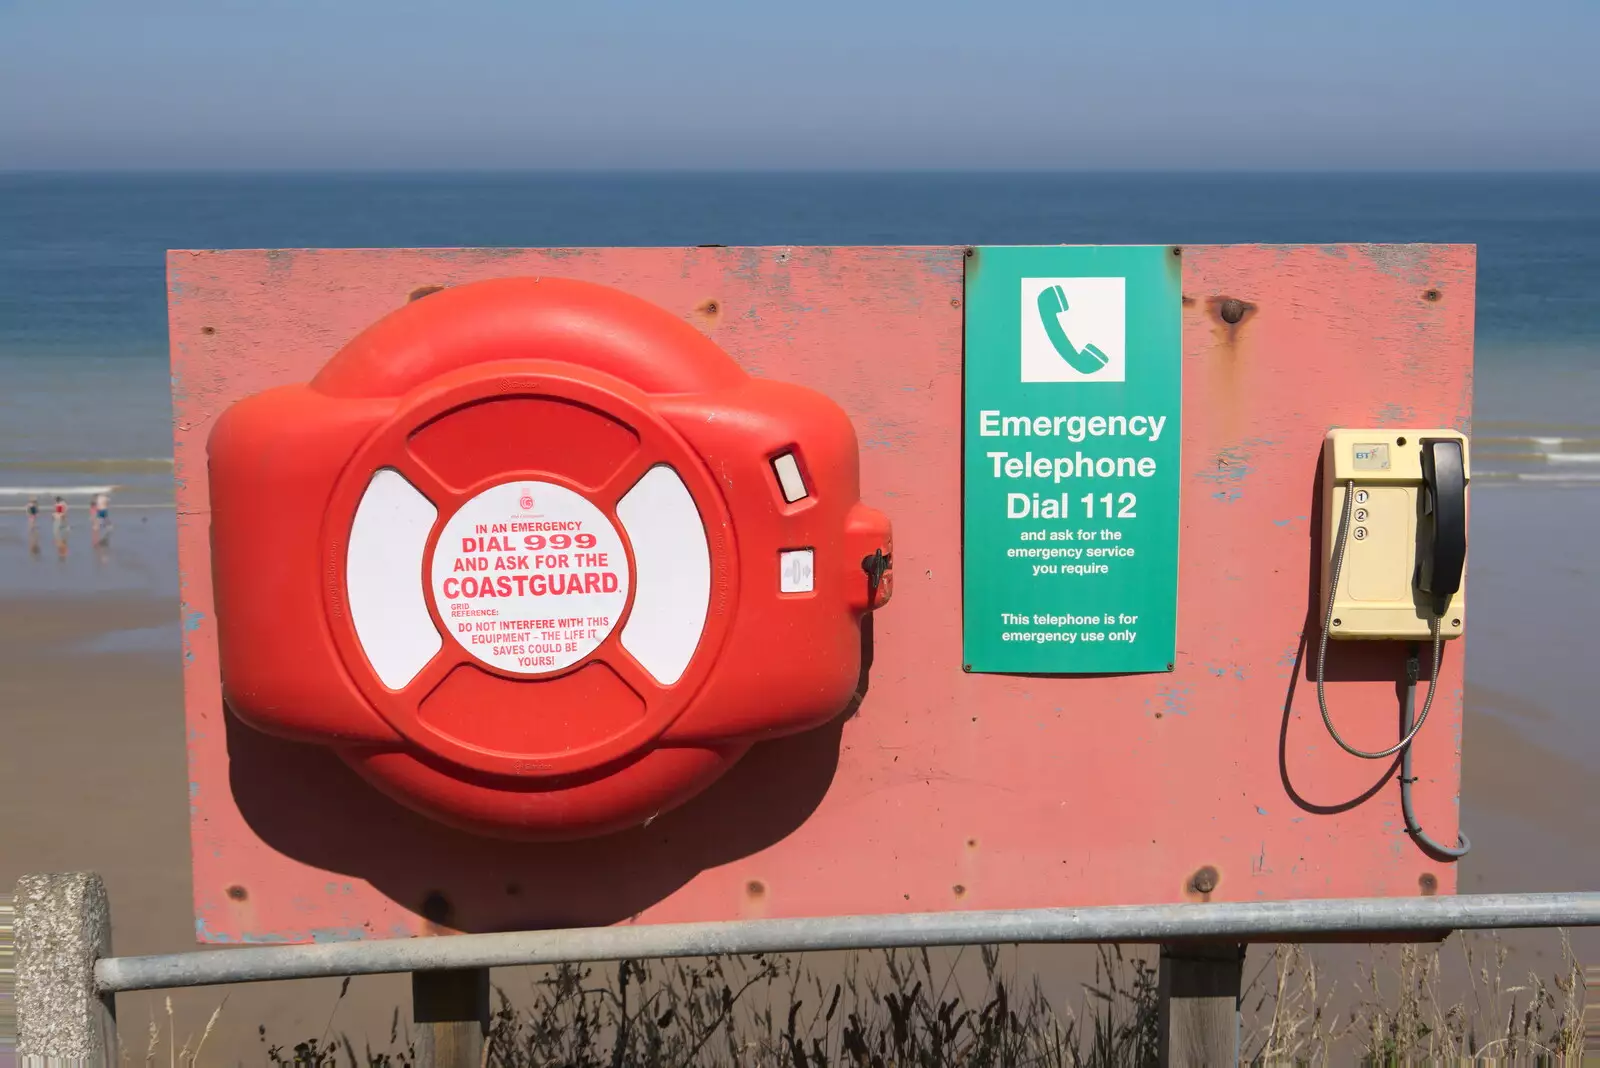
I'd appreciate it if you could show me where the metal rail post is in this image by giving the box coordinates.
[13,874,116,1067]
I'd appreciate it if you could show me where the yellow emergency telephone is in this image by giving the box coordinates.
[1315,428,1470,858]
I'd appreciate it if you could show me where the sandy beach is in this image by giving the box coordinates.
[0,579,413,1055]
[1,470,1597,1056]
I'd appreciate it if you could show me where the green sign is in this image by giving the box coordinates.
[962,246,1182,674]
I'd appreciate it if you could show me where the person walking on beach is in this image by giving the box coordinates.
[52,497,69,559]
[92,491,112,543]
[25,496,39,530]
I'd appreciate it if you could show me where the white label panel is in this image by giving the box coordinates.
[430,480,630,676]
[347,468,442,689]
[617,466,711,686]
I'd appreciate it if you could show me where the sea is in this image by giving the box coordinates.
[3,171,1598,471]
[3,172,1598,715]
[0,173,1596,861]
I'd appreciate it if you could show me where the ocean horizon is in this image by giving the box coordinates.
[4,170,1597,490]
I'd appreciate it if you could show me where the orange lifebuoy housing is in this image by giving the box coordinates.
[208,277,891,840]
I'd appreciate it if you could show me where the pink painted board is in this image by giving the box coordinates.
[168,245,1475,944]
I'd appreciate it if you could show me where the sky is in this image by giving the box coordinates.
[1,0,1597,171]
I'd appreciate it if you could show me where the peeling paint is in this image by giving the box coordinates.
[241,931,297,944]
[1357,243,1435,285]
[1193,442,1266,504]
[1375,402,1418,426]
[194,915,234,943]
[1146,685,1192,717]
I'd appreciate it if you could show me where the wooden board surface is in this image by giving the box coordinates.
[169,244,1475,943]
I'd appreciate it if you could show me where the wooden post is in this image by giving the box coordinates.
[1158,942,1244,1068]
[1583,963,1599,1062]
[412,967,489,1068]
[13,873,117,1067]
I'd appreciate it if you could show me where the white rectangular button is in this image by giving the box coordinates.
[779,549,814,593]
[772,453,808,503]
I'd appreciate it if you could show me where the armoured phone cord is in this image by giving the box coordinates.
[1400,643,1470,858]
[1314,479,1469,858]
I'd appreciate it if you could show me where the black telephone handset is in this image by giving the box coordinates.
[1417,438,1467,616]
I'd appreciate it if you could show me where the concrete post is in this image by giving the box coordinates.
[1157,941,1244,1068]
[13,874,116,1067]
[2,895,17,1063]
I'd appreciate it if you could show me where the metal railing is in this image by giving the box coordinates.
[12,876,1600,1067]
[95,890,1600,993]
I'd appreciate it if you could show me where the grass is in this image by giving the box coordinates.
[135,934,1589,1067]
[139,995,225,1068]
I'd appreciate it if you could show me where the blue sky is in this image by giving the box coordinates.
[2,0,1596,170]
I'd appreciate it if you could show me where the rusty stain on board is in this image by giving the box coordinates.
[1207,295,1258,347]
[1186,865,1221,901]
[695,297,722,325]
[1196,290,1261,444]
